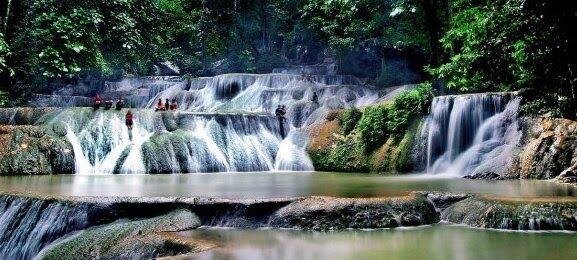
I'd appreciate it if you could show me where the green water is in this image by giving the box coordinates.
[1,172,576,199]
[183,225,577,260]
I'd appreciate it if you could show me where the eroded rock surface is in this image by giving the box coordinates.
[0,125,74,175]
[39,209,202,260]
[269,193,439,230]
[510,117,577,180]
[441,196,577,230]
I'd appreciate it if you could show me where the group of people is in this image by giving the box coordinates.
[93,95,126,111]
[93,94,134,131]
[155,98,178,111]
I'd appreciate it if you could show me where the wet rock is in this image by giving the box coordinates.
[39,209,202,260]
[0,126,74,175]
[441,196,577,230]
[269,193,439,230]
[463,171,503,180]
[554,164,577,185]
[511,117,577,179]
[424,192,471,212]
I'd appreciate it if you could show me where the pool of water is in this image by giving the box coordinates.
[1,172,576,199]
[181,225,577,260]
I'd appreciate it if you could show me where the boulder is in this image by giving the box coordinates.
[39,209,203,260]
[442,196,577,230]
[0,126,74,175]
[269,193,439,230]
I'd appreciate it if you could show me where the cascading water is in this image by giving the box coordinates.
[12,65,385,174]
[425,93,521,176]
[0,196,88,259]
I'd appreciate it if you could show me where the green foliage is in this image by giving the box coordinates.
[301,0,436,54]
[0,90,8,107]
[0,33,11,77]
[356,83,433,151]
[357,105,390,151]
[429,0,575,118]
[338,108,362,135]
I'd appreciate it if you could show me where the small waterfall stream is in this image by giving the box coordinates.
[425,93,521,176]
[0,196,88,259]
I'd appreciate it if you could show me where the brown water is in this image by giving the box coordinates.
[1,172,576,199]
[183,225,577,260]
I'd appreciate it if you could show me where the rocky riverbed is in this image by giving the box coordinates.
[1,190,577,259]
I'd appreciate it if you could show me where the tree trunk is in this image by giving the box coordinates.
[3,0,12,36]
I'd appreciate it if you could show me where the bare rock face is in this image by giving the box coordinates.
[510,117,577,179]
[555,164,577,185]
[269,193,439,230]
[0,126,74,175]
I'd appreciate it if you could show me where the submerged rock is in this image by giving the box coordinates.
[441,196,577,230]
[39,209,202,260]
[463,171,503,180]
[269,193,439,230]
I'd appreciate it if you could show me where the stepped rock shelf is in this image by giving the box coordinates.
[2,186,577,259]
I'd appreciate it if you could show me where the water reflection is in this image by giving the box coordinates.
[183,225,577,260]
[0,172,576,199]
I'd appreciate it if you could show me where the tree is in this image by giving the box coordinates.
[429,0,576,118]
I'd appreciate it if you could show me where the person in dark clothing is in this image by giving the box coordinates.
[170,98,178,111]
[125,110,134,130]
[93,94,102,110]
[155,98,164,111]
[276,105,287,138]
[312,91,319,104]
[104,100,112,110]
[116,98,125,110]
[165,98,170,111]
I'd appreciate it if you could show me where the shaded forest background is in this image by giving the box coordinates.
[0,0,575,118]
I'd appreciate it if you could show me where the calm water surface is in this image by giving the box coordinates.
[1,172,576,199]
[183,225,577,260]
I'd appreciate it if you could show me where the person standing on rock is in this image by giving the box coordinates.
[125,110,134,130]
[165,98,170,111]
[312,91,319,104]
[275,105,287,138]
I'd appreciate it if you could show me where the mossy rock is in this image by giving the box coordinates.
[270,193,439,230]
[0,126,74,175]
[442,196,577,230]
[39,209,203,260]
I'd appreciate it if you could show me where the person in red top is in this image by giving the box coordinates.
[93,94,103,110]
[125,110,134,130]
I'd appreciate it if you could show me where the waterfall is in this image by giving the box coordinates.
[147,73,380,127]
[425,93,521,176]
[10,65,385,175]
[0,196,88,259]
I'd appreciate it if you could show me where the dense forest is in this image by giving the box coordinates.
[0,0,575,118]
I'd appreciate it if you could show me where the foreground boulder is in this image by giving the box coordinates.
[442,196,577,230]
[39,209,204,260]
[0,125,74,175]
[269,193,438,230]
